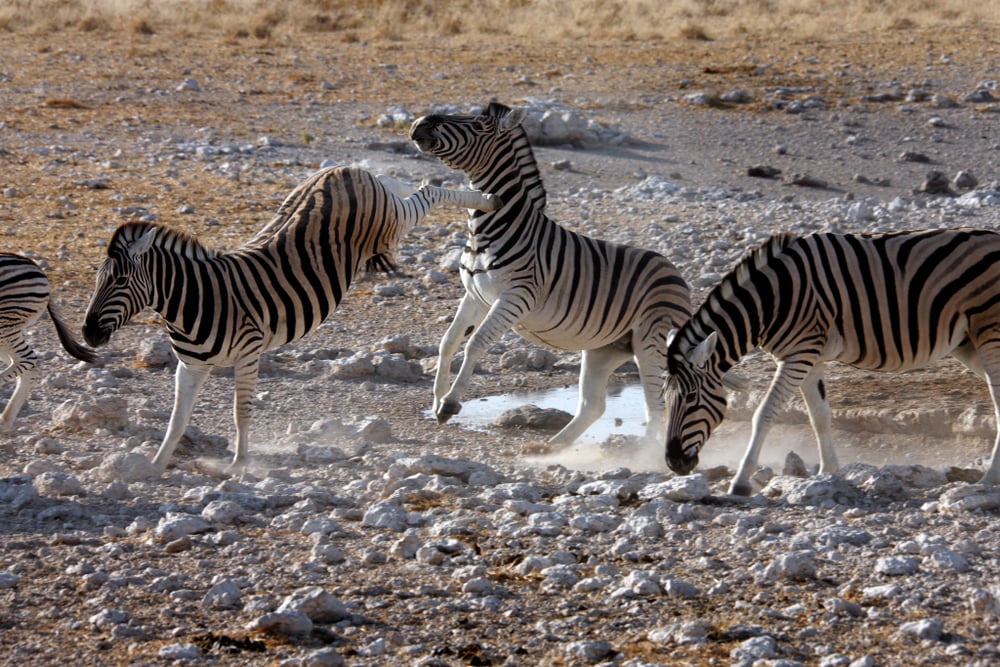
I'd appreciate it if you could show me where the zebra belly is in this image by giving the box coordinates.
[825,316,970,373]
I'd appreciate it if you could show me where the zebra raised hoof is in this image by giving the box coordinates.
[665,229,1000,496]
[410,103,691,449]
[0,254,97,429]
[83,166,498,474]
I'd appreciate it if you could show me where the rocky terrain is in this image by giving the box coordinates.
[1,26,999,667]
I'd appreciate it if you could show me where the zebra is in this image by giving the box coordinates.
[0,253,97,428]
[82,166,499,473]
[408,102,691,447]
[664,228,1000,496]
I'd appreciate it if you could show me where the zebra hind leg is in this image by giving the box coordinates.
[227,355,262,473]
[550,345,633,447]
[798,363,839,474]
[0,339,39,430]
[954,339,1000,484]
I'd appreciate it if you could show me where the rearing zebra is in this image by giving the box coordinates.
[409,103,691,447]
[0,253,97,428]
[664,228,1000,495]
[83,166,499,473]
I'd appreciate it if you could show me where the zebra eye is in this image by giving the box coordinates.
[113,274,130,287]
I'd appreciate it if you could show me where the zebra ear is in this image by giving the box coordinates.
[500,107,527,132]
[127,228,157,258]
[666,329,678,348]
[688,331,718,368]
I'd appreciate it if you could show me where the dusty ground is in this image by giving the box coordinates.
[1,25,999,666]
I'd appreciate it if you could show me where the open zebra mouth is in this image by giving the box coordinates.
[408,117,439,153]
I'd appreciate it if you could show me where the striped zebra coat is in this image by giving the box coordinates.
[664,228,1000,495]
[0,253,96,428]
[410,103,691,446]
[83,166,498,472]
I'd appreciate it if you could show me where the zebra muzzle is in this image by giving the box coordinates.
[666,437,699,475]
[82,318,111,347]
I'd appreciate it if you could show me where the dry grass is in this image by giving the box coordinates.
[0,0,994,43]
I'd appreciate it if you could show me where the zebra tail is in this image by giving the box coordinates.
[47,304,99,364]
[364,253,407,277]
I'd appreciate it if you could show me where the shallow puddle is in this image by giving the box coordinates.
[436,384,992,474]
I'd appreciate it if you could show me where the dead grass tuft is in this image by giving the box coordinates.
[679,22,713,41]
[43,98,89,109]
[0,0,994,43]
[129,17,156,35]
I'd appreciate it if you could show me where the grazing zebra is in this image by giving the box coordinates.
[409,103,691,446]
[0,253,97,428]
[664,228,1000,495]
[83,166,499,473]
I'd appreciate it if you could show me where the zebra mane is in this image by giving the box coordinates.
[483,103,547,210]
[681,232,797,349]
[108,222,219,260]
[731,232,796,286]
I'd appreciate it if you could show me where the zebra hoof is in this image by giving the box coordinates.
[436,400,462,424]
[728,480,753,497]
[482,193,503,211]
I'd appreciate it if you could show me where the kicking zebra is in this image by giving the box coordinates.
[0,253,97,428]
[409,102,691,447]
[664,228,1000,496]
[83,166,499,473]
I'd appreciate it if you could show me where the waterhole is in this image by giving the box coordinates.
[436,384,992,474]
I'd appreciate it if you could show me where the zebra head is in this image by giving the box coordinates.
[409,102,528,179]
[83,224,157,347]
[664,330,728,475]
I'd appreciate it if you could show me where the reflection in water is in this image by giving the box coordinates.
[443,384,644,443]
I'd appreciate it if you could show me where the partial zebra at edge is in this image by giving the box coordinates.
[82,166,497,474]
[665,228,1000,495]
[0,253,97,429]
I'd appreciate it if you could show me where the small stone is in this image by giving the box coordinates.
[788,173,828,188]
[0,572,19,589]
[953,170,978,190]
[247,610,314,637]
[782,451,809,477]
[748,165,781,179]
[158,644,203,661]
[918,170,952,195]
[564,640,615,663]
[875,555,919,576]
[176,78,201,92]
[898,617,943,641]
[277,586,349,622]
[203,579,243,609]
[898,151,931,163]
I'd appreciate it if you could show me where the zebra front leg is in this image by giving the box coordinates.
[151,361,210,473]
[434,295,488,423]
[228,355,261,472]
[730,359,808,495]
[417,184,502,213]
[799,364,839,474]
[549,346,631,446]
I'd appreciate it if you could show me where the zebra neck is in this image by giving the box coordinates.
[148,248,223,337]
[470,134,547,210]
